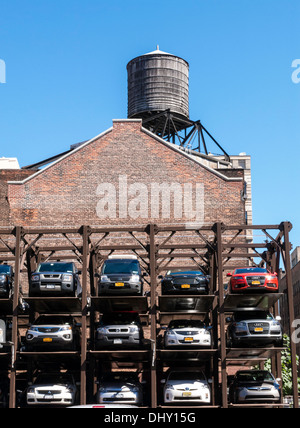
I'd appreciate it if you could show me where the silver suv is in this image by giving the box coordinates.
[97,372,144,406]
[98,255,144,296]
[226,310,283,347]
[29,262,82,297]
[95,312,144,349]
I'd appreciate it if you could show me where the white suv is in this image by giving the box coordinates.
[162,370,211,404]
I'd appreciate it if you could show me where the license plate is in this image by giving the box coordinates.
[46,284,55,289]
[181,284,190,289]
[114,339,122,344]
[115,283,124,287]
[252,281,261,285]
[182,392,192,397]
[43,338,53,342]
[184,337,194,342]
[254,327,263,332]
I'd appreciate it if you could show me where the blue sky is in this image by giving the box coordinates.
[0,0,299,245]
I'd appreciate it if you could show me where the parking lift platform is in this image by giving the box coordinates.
[223,293,283,311]
[92,296,149,313]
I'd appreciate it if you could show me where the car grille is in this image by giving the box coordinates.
[173,278,198,285]
[37,390,62,395]
[37,328,61,333]
[246,276,266,286]
[108,329,129,333]
[42,275,61,279]
[175,331,199,336]
[248,322,270,334]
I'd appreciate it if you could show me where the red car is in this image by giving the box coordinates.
[227,267,278,293]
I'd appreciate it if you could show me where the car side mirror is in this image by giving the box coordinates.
[208,379,213,384]
[94,273,100,278]
[227,273,232,277]
[142,272,148,277]
[161,379,166,384]
[158,275,164,280]
[276,378,281,383]
[275,316,281,321]
[77,270,82,275]
[226,317,232,323]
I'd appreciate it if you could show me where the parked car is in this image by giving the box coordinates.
[0,318,13,352]
[98,255,144,296]
[226,310,283,347]
[227,267,278,293]
[229,370,281,404]
[26,373,79,407]
[95,311,144,349]
[163,319,212,349]
[162,370,211,405]
[160,270,210,295]
[24,315,81,351]
[0,264,14,298]
[97,372,144,406]
[29,262,82,297]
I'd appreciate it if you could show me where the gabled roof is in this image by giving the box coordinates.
[8,119,242,185]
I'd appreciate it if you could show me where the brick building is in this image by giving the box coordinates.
[1,119,250,229]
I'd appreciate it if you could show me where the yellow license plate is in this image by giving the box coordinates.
[184,337,194,342]
[182,392,192,397]
[254,327,263,332]
[115,283,124,287]
[43,338,53,342]
[181,284,190,289]
[252,281,261,285]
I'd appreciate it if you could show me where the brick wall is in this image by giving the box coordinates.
[6,120,246,228]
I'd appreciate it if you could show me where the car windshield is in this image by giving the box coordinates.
[100,312,140,326]
[34,374,73,385]
[234,311,273,321]
[0,265,10,274]
[167,271,204,276]
[168,372,206,381]
[236,371,274,383]
[102,373,139,383]
[33,316,73,326]
[102,260,140,275]
[37,263,73,273]
[235,268,268,274]
[168,320,206,329]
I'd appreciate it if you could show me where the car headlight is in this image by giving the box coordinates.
[0,274,6,280]
[132,387,140,392]
[27,387,35,394]
[130,326,139,333]
[60,326,72,331]
[31,274,40,282]
[100,275,110,282]
[165,384,174,390]
[62,274,73,281]
[166,330,175,336]
[130,274,140,282]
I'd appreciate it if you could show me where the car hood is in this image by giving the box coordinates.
[235,381,275,388]
[100,381,141,390]
[166,380,208,388]
[31,383,75,390]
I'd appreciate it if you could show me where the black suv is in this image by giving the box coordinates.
[29,262,82,297]
[25,315,81,351]
[95,311,144,349]
[160,270,210,295]
[98,256,144,296]
[0,265,14,298]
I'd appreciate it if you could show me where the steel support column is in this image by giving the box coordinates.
[9,226,21,409]
[282,222,299,408]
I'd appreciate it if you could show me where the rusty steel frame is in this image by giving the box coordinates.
[0,222,297,408]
